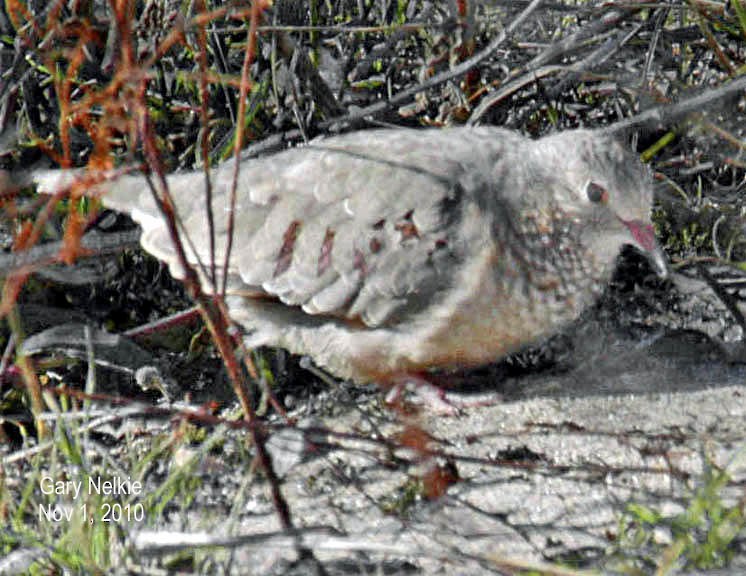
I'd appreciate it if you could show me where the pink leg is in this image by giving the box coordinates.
[384,372,502,415]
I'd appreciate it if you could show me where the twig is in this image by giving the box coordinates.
[698,263,746,338]
[0,230,141,276]
[607,75,746,133]
[318,0,545,129]
[194,0,218,293]
[132,527,412,555]
[527,7,636,69]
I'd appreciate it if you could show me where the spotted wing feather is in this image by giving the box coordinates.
[37,128,525,328]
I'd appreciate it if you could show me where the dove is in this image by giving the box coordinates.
[34,127,667,384]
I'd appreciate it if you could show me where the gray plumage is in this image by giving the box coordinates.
[34,127,667,382]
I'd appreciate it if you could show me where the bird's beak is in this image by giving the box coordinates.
[623,219,669,279]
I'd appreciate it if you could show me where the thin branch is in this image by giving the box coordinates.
[607,75,746,133]
[0,230,141,275]
[195,0,218,293]
[318,0,545,129]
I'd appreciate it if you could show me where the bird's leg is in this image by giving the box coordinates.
[383,372,503,416]
[384,372,460,415]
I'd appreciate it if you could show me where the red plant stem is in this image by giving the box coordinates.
[194,0,218,292]
[133,34,298,535]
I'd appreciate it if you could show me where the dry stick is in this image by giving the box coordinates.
[548,21,646,97]
[698,264,746,337]
[255,22,435,34]
[702,120,746,150]
[0,229,141,274]
[640,4,669,87]
[136,113,300,541]
[0,333,14,383]
[222,3,290,420]
[528,7,635,70]
[471,54,745,130]
[606,75,746,133]
[222,1,263,296]
[231,6,575,160]
[131,527,403,556]
[195,0,218,293]
[468,13,645,123]
[5,306,48,437]
[317,0,545,130]
[174,0,307,552]
[468,66,569,123]
[275,30,345,119]
[220,3,312,558]
[123,306,201,340]
[695,5,736,75]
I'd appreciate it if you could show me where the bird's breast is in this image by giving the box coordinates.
[367,232,609,375]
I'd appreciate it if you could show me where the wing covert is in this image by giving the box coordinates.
[94,127,520,327]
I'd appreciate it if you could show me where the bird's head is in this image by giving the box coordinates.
[531,129,668,279]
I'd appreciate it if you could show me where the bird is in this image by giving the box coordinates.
[33,126,667,387]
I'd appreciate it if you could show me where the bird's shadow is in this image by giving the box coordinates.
[484,322,746,402]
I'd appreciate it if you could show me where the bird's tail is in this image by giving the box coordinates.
[33,168,160,217]
[31,167,223,288]
[33,168,174,264]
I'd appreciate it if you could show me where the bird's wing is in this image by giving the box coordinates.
[36,128,522,328]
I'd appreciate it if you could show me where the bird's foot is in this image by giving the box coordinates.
[384,373,502,416]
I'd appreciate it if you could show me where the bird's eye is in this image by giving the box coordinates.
[586,182,608,204]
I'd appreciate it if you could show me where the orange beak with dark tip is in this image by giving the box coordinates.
[622,219,668,279]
